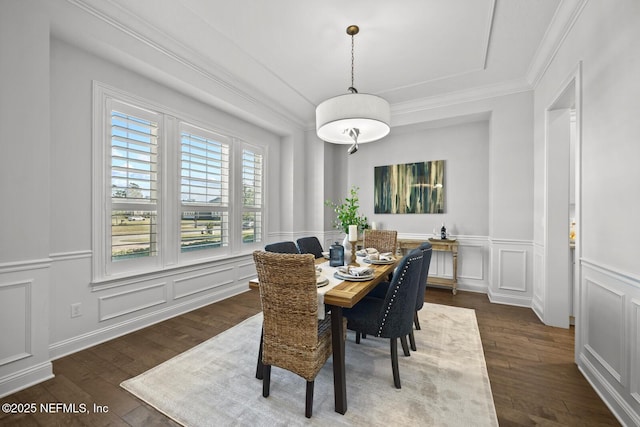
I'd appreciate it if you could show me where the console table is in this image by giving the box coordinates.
[398,238,459,295]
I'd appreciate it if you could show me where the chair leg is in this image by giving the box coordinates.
[362,333,367,339]
[409,330,417,352]
[400,335,410,357]
[355,331,361,344]
[262,365,271,397]
[256,326,264,379]
[390,338,401,389]
[414,311,421,330]
[305,380,314,418]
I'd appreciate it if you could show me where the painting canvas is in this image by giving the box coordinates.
[374,160,445,214]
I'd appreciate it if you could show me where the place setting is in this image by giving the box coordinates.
[357,247,396,265]
[334,265,375,281]
[315,265,330,287]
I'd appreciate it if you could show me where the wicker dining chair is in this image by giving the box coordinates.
[252,251,338,418]
[362,229,398,254]
[296,236,325,259]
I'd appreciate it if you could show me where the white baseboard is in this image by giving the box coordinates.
[579,353,639,427]
[0,362,53,399]
[487,286,532,308]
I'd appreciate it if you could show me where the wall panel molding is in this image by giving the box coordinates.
[0,258,51,274]
[50,250,93,261]
[173,267,234,300]
[98,282,167,321]
[498,248,527,292]
[50,282,248,361]
[631,298,640,405]
[578,261,640,424]
[458,243,485,281]
[488,239,533,307]
[0,280,32,366]
[584,277,625,384]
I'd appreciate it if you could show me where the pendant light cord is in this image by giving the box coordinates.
[348,31,358,93]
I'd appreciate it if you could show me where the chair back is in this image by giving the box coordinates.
[414,242,433,311]
[363,229,398,254]
[252,251,321,379]
[296,236,324,259]
[264,241,299,254]
[376,250,423,338]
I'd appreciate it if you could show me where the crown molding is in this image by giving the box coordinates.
[526,0,590,88]
[390,78,532,119]
[58,0,307,134]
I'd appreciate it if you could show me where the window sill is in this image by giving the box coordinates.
[91,251,255,292]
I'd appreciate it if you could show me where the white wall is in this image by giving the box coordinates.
[0,0,54,397]
[532,1,640,424]
[47,37,283,344]
[346,91,535,300]
[349,120,490,237]
[0,0,298,396]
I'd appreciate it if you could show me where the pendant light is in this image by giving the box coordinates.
[315,25,391,154]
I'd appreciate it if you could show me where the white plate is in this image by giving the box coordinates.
[317,278,330,287]
[363,258,396,265]
[322,251,330,259]
[334,272,374,282]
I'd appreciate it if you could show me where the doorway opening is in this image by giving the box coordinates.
[544,63,581,335]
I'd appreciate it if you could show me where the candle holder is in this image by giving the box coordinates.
[348,239,359,266]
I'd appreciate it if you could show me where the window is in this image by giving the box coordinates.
[180,125,230,254]
[92,83,265,282]
[110,108,159,261]
[241,147,263,244]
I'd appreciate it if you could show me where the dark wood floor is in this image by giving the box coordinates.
[1,288,619,426]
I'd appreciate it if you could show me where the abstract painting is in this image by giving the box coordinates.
[374,160,445,214]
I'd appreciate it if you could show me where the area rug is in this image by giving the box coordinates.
[121,303,497,426]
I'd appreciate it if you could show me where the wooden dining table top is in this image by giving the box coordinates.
[248,257,398,309]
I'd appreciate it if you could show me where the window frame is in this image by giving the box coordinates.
[178,122,231,263]
[92,82,266,283]
[237,142,265,249]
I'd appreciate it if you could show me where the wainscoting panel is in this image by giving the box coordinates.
[498,248,527,292]
[173,267,234,300]
[584,277,625,384]
[578,260,640,426]
[99,283,167,322]
[632,299,640,405]
[488,239,533,307]
[0,280,31,366]
[458,244,484,281]
[236,259,258,282]
[430,251,452,279]
[0,264,52,399]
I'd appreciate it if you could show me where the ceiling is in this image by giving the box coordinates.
[50,0,569,129]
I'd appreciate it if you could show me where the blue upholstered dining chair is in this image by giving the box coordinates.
[342,250,423,389]
[264,241,299,254]
[366,242,433,352]
[296,236,325,259]
[407,242,432,350]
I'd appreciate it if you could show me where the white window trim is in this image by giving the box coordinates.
[92,81,266,284]
[235,141,265,251]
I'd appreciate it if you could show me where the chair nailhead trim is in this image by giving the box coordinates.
[377,255,420,335]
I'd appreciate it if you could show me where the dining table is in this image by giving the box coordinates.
[249,254,398,415]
